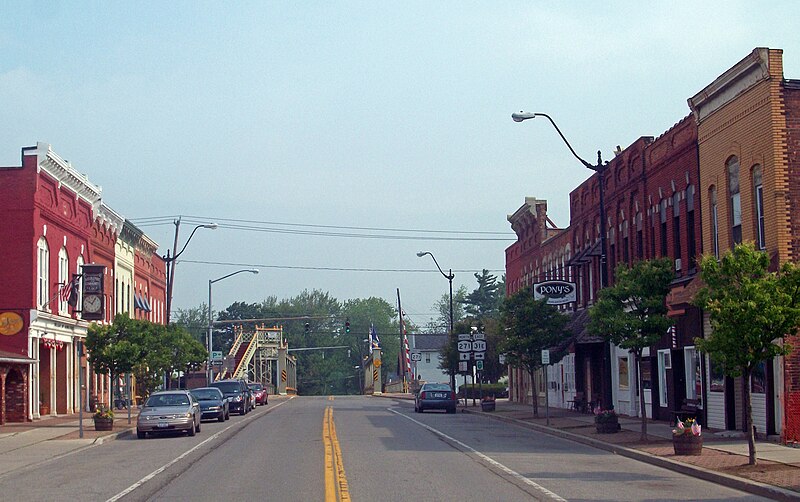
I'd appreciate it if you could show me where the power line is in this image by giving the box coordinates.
[179,258,504,274]
[129,214,514,242]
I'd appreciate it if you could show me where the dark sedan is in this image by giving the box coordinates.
[210,379,250,415]
[415,383,457,414]
[190,387,230,422]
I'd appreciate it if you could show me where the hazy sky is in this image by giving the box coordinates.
[3,2,799,328]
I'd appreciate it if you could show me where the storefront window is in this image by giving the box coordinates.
[618,356,629,391]
[710,358,725,392]
[639,359,652,390]
[684,347,703,407]
[751,361,766,394]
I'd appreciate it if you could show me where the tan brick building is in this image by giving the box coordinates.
[689,47,800,442]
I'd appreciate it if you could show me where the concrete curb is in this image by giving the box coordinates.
[464,408,800,502]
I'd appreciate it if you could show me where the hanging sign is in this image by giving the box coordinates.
[533,281,577,305]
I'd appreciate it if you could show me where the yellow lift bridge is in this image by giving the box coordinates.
[216,324,297,395]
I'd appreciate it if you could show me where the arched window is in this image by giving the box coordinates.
[753,165,765,249]
[709,185,719,258]
[687,185,696,268]
[659,199,668,257]
[672,192,682,270]
[58,247,69,315]
[728,156,742,244]
[37,237,50,309]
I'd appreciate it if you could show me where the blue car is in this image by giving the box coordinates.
[190,387,230,422]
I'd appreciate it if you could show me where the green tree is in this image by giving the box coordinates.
[589,257,674,440]
[694,243,800,465]
[499,290,570,417]
[86,314,143,408]
[463,269,504,319]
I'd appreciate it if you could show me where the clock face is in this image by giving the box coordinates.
[83,294,102,313]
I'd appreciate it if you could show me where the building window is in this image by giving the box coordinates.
[635,211,643,260]
[672,192,682,271]
[657,349,670,407]
[728,156,742,244]
[751,361,766,394]
[659,199,668,257]
[37,237,50,310]
[683,347,702,407]
[650,211,656,258]
[710,186,719,258]
[425,353,431,364]
[753,165,765,249]
[622,221,629,265]
[618,356,629,391]
[76,255,85,312]
[58,247,69,315]
[686,185,696,269]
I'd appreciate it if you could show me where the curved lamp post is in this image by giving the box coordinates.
[417,251,455,390]
[207,269,259,384]
[511,111,608,288]
[164,218,218,324]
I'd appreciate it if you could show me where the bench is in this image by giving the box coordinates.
[669,398,700,424]
[567,392,587,413]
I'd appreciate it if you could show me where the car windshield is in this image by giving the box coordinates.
[191,390,220,401]
[248,384,262,391]
[146,394,190,407]
[211,382,241,393]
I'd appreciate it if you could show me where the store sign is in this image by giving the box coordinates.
[533,281,577,305]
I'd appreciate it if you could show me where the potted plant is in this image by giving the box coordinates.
[594,408,620,433]
[93,405,114,431]
[481,394,496,412]
[672,418,702,455]
[39,390,50,416]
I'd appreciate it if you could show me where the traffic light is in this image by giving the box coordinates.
[345,318,350,333]
[304,322,310,334]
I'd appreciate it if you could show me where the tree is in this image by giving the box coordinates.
[86,314,142,407]
[694,243,800,465]
[589,257,674,441]
[499,289,571,417]
[463,269,504,319]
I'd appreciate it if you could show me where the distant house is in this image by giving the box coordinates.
[410,333,454,389]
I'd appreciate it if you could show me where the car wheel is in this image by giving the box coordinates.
[188,423,196,437]
[225,410,230,420]
[218,411,225,422]
[418,406,424,413]
[195,419,201,433]
[137,430,146,439]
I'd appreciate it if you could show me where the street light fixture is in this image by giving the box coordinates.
[511,111,608,288]
[416,251,455,389]
[207,268,259,384]
[164,218,218,324]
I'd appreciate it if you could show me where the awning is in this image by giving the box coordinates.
[567,240,601,267]
[134,294,151,312]
[567,307,605,346]
[0,349,35,364]
[141,295,152,313]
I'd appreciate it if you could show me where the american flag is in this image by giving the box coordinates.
[368,324,380,354]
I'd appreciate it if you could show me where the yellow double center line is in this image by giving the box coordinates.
[323,405,351,502]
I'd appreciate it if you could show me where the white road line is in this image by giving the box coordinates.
[389,408,567,502]
[106,398,292,502]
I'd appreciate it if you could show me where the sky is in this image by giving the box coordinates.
[2,1,800,329]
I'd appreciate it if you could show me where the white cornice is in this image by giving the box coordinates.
[688,48,771,123]
[28,142,103,208]
[98,202,125,235]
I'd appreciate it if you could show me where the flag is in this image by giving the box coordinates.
[369,324,381,353]
[59,276,75,303]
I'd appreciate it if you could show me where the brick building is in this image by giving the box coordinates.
[689,47,800,441]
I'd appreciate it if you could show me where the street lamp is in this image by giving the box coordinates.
[511,111,608,288]
[207,269,259,384]
[164,218,218,324]
[416,251,455,389]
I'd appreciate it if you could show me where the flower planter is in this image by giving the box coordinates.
[39,405,50,416]
[673,433,703,455]
[481,400,496,412]
[595,418,619,433]
[93,417,114,431]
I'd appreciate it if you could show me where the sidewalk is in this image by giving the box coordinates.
[380,394,800,501]
[0,408,138,476]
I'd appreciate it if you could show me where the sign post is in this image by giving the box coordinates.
[542,349,551,426]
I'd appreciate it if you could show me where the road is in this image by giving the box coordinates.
[0,395,770,501]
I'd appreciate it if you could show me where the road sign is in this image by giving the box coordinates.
[458,361,468,372]
[374,359,382,368]
[457,340,472,352]
[499,354,506,365]
[473,351,485,360]
[476,360,484,371]
[281,369,287,382]
[211,351,223,361]
[459,352,471,361]
[472,332,485,340]
[410,352,422,361]
[472,340,487,352]
[458,333,472,341]
[541,349,550,365]
[212,360,223,367]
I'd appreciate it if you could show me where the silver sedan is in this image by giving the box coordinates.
[137,390,201,439]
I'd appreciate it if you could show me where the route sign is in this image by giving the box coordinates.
[410,352,422,361]
[471,340,487,352]
[458,333,472,341]
[473,351,485,360]
[457,340,472,352]
[459,352,471,361]
[476,360,484,371]
[472,332,485,341]
[458,361,468,372]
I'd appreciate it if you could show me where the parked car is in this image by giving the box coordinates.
[415,383,457,414]
[137,390,201,438]
[248,383,268,406]
[211,379,250,415]
[190,387,230,422]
